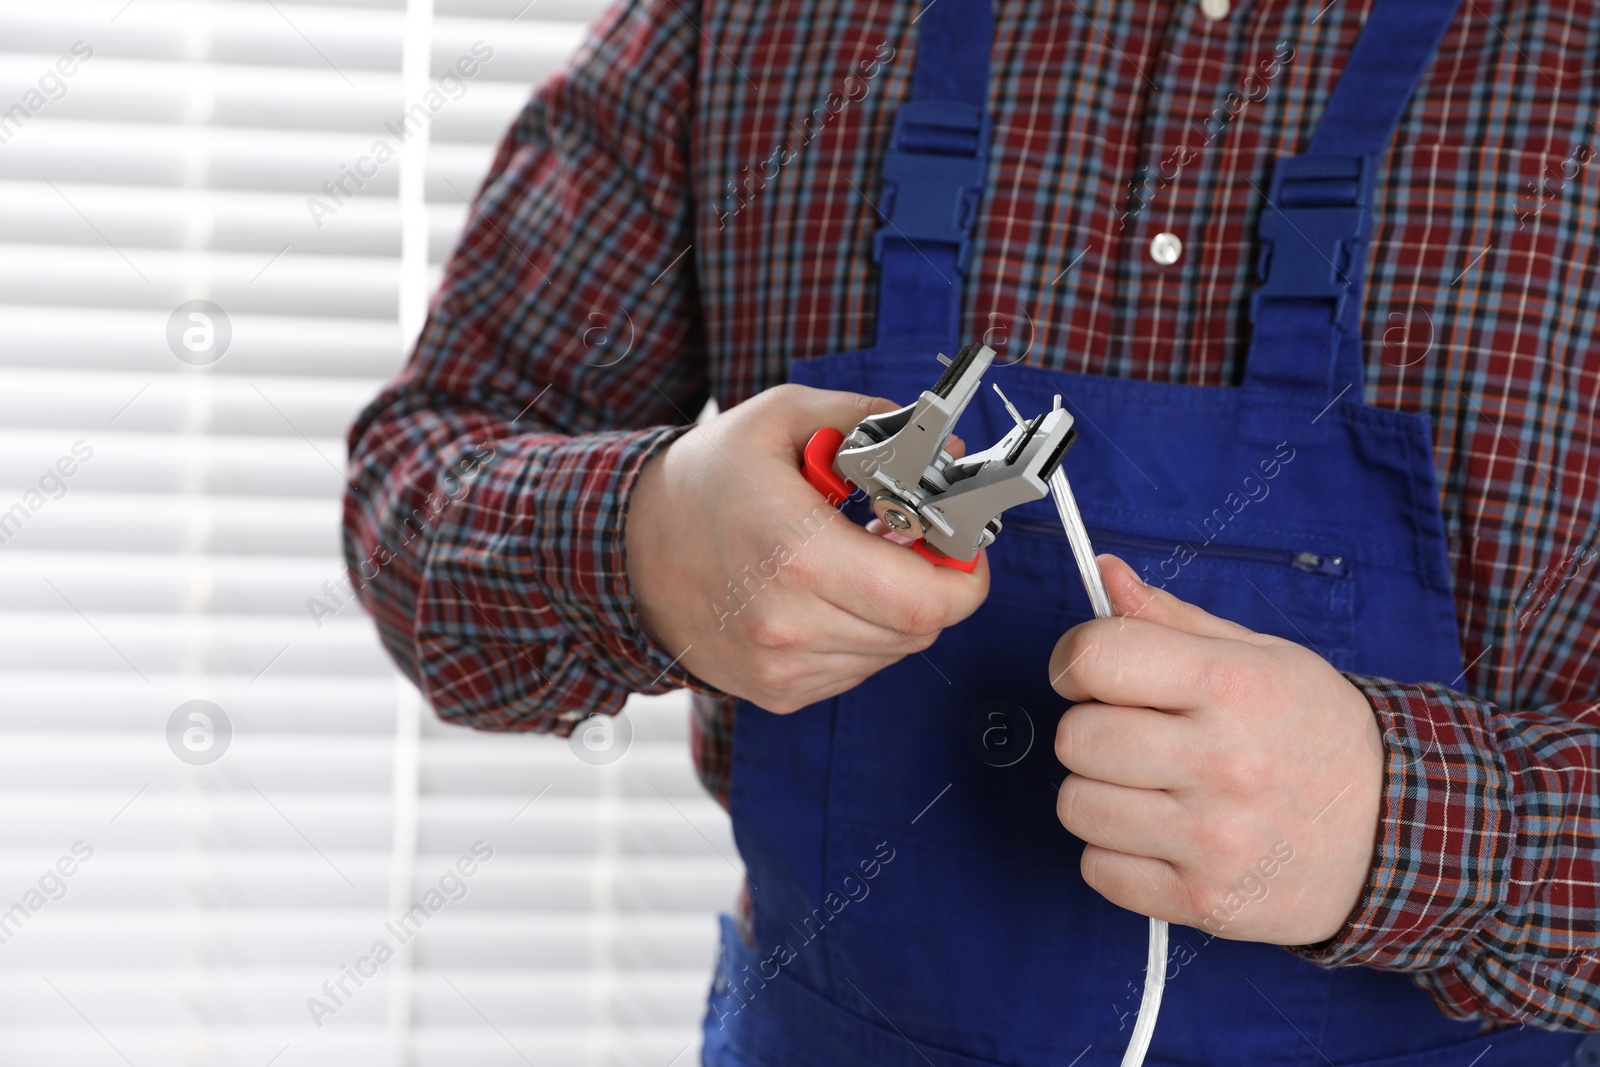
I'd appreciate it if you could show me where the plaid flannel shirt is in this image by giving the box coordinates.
[343,0,1600,1031]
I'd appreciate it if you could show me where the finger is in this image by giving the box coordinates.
[864,518,916,547]
[715,558,937,658]
[1098,553,1266,642]
[731,597,929,658]
[786,650,905,691]
[836,547,989,636]
[748,651,908,711]
[1055,702,1196,790]
[806,605,942,658]
[1047,615,1232,709]
[1079,845,1187,925]
[810,520,991,635]
[809,622,931,658]
[773,385,900,455]
[768,386,989,631]
[1058,775,1186,863]
[771,502,985,633]
[763,496,986,643]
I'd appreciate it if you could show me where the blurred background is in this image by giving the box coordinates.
[0,2,738,1064]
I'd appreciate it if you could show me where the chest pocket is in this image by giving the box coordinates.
[998,520,1358,671]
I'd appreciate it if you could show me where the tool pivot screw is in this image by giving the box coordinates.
[872,491,926,537]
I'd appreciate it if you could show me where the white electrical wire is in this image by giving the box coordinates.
[990,386,1168,1063]
[1048,465,1113,620]
[1123,916,1168,1067]
[1048,459,1167,1067]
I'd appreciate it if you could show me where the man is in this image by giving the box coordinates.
[343,0,1600,1062]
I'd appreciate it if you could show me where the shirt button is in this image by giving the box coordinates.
[1200,0,1230,19]
[1149,232,1183,266]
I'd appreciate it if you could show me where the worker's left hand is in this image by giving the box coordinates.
[1049,554,1382,946]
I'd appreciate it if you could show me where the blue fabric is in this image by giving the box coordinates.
[871,0,990,350]
[907,0,990,109]
[1570,1034,1600,1067]
[702,0,1586,1062]
[1307,0,1470,158]
[1244,0,1466,401]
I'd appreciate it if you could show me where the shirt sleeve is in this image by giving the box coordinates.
[1287,675,1600,1032]
[341,0,717,734]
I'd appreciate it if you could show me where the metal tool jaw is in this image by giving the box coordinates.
[827,343,1078,564]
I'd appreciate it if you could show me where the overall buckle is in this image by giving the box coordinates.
[1251,153,1375,328]
[872,100,991,274]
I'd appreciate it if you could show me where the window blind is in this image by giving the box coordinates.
[0,2,738,1064]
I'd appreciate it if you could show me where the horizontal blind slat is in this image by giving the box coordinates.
[0,307,403,376]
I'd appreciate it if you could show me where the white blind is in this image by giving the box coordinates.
[0,2,738,1064]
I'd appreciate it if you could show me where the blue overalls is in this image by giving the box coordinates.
[700,0,1589,1063]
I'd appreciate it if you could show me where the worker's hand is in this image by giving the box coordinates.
[626,383,989,714]
[1049,555,1382,946]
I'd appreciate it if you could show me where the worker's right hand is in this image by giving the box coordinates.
[625,383,991,714]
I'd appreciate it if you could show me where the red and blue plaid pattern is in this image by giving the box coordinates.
[343,0,1600,1030]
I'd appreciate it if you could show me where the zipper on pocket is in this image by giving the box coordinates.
[1004,518,1352,579]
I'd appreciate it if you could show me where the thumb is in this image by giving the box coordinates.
[774,385,901,454]
[1097,553,1258,641]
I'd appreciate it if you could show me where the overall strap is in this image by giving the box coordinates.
[872,0,993,351]
[1244,0,1465,400]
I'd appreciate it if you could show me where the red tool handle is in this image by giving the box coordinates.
[801,428,980,574]
[802,427,852,507]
